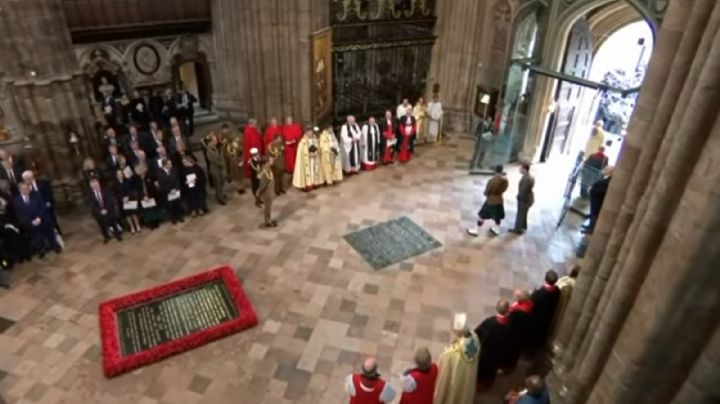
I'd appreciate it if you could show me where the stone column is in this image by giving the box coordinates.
[211,0,329,124]
[427,0,488,133]
[550,0,720,402]
[0,0,97,204]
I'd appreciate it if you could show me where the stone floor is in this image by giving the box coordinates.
[0,136,584,404]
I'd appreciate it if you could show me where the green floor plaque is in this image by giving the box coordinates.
[116,280,239,357]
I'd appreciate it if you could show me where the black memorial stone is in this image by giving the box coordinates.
[116,280,239,357]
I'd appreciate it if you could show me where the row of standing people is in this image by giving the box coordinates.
[344,268,580,404]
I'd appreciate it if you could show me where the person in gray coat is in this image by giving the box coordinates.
[510,163,535,234]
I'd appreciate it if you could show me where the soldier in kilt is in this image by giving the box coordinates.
[467,164,509,237]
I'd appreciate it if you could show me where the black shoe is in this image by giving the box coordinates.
[0,282,9,290]
[115,234,123,242]
[237,189,246,195]
[218,199,227,205]
[270,220,278,227]
[103,237,111,244]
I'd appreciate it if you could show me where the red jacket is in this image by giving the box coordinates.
[349,375,387,404]
[399,363,438,404]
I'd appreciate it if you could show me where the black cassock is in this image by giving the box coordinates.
[474,315,515,382]
[529,286,560,352]
[508,307,533,365]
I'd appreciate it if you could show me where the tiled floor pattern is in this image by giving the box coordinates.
[0,136,583,403]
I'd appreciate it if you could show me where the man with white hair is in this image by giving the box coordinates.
[434,313,480,404]
[22,170,61,235]
[341,116,362,175]
[345,357,396,404]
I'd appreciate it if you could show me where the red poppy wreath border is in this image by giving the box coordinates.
[99,266,258,378]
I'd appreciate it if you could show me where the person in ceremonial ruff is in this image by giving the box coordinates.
[435,313,479,404]
[397,109,416,163]
[345,357,396,404]
[256,157,277,228]
[399,347,438,404]
[264,117,283,149]
[360,117,381,171]
[413,96,428,144]
[427,94,444,143]
[243,119,264,177]
[292,128,323,191]
[341,115,362,174]
[380,110,397,164]
[267,134,286,195]
[282,116,302,173]
[474,299,514,391]
[319,124,343,186]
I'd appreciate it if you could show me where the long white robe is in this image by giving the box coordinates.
[340,123,362,173]
[360,123,381,169]
[397,103,411,119]
[427,101,444,142]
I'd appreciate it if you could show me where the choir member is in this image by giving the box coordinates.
[380,110,397,164]
[508,289,534,365]
[474,299,514,391]
[413,97,428,144]
[264,117,283,149]
[319,125,343,186]
[427,95,443,143]
[399,347,438,404]
[397,109,416,163]
[396,98,412,119]
[292,129,323,191]
[282,116,302,173]
[528,270,560,353]
[361,117,381,171]
[243,119,264,178]
[340,115,362,174]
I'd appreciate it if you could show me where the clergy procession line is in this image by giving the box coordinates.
[345,268,580,404]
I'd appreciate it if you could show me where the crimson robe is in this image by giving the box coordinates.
[242,125,263,177]
[282,123,302,173]
[264,124,283,148]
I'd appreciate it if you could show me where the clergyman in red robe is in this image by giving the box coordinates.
[282,116,302,173]
[243,119,263,177]
[264,117,283,149]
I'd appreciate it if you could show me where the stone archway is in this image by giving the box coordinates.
[518,0,657,162]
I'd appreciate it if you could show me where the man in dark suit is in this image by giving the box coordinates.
[12,182,61,256]
[149,90,165,123]
[144,125,167,161]
[102,127,120,158]
[88,178,123,243]
[21,170,61,236]
[156,158,184,224]
[584,166,613,234]
[161,89,176,129]
[176,83,197,136]
[0,159,22,195]
[105,145,122,177]
[167,124,191,157]
[129,90,151,131]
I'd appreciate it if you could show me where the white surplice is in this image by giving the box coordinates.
[361,123,381,169]
[427,101,444,142]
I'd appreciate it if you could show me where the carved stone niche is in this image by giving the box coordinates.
[124,39,172,88]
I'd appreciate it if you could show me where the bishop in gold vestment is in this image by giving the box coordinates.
[435,313,480,404]
[292,130,323,191]
[319,127,343,185]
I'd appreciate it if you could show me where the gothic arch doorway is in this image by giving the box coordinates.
[171,53,213,109]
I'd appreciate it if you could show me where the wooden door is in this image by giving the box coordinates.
[545,17,593,160]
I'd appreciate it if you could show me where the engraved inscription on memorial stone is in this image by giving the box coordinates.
[117,280,238,356]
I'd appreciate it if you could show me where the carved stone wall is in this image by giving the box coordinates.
[74,34,215,93]
[211,0,330,124]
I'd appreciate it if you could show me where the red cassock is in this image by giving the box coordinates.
[382,119,396,164]
[282,123,302,173]
[399,364,438,404]
[264,124,283,148]
[242,125,263,177]
[349,375,386,404]
[398,121,415,163]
